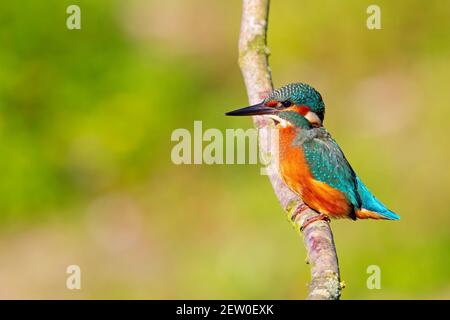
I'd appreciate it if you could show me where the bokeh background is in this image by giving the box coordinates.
[0,0,449,299]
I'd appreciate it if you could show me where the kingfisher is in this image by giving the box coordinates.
[226,83,399,223]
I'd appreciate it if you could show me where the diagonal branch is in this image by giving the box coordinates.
[238,0,342,300]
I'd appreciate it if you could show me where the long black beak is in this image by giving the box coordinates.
[225,102,277,116]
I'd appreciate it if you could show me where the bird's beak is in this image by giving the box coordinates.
[225,102,277,116]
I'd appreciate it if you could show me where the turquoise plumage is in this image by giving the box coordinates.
[226,82,399,221]
[280,108,399,220]
[356,177,400,220]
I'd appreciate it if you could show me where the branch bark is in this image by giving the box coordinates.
[238,0,342,300]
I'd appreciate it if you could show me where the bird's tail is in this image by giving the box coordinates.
[355,176,400,220]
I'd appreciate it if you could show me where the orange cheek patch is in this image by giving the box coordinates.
[289,105,310,116]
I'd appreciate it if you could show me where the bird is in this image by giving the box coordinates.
[226,83,399,224]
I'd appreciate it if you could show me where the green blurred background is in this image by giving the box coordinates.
[0,0,449,299]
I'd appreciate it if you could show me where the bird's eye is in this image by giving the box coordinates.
[281,100,292,108]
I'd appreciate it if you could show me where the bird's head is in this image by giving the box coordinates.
[226,83,325,128]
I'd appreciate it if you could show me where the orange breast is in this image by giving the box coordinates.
[278,127,353,219]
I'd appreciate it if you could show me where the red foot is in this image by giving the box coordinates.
[291,203,310,222]
[300,213,331,232]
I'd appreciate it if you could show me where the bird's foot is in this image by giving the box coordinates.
[290,203,310,222]
[290,204,331,231]
[300,213,331,232]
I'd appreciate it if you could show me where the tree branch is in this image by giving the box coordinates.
[238,0,342,300]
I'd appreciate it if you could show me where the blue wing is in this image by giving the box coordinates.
[356,177,400,220]
[301,132,361,210]
[297,128,399,220]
